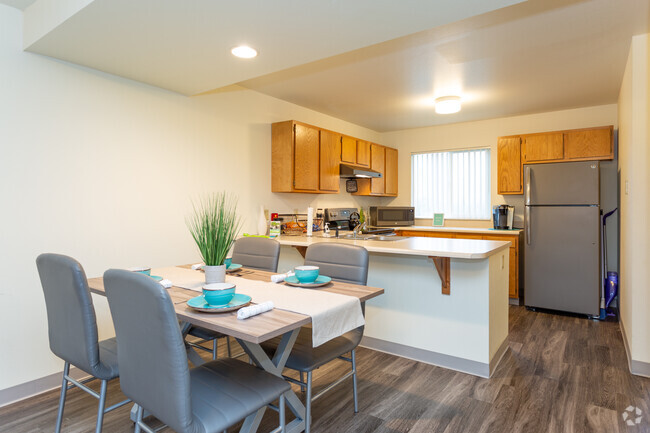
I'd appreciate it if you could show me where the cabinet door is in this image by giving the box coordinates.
[294,124,320,191]
[384,147,398,196]
[497,137,522,194]
[523,133,564,162]
[357,140,370,167]
[320,130,341,192]
[341,136,356,164]
[509,248,518,298]
[370,143,385,195]
[564,128,612,160]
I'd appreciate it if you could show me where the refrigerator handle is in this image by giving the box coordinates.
[525,206,531,245]
[525,165,531,205]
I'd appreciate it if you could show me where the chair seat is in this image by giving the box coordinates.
[261,327,363,373]
[187,326,227,342]
[190,358,290,432]
[83,337,119,381]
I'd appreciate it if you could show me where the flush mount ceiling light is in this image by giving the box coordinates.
[231,45,258,59]
[434,96,461,114]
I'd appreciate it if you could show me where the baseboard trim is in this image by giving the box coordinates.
[0,366,90,408]
[360,336,507,378]
[619,319,650,378]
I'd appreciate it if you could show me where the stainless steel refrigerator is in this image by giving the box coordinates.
[524,161,600,317]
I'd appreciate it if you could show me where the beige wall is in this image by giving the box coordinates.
[617,33,650,368]
[0,4,385,395]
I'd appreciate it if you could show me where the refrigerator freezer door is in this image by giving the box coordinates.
[524,205,600,316]
[525,161,600,206]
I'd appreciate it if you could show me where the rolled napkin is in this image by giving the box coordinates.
[237,301,274,320]
[159,279,173,289]
[271,271,294,283]
[191,263,204,270]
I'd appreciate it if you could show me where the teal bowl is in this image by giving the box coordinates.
[224,257,233,268]
[202,283,236,306]
[128,266,151,276]
[295,266,319,284]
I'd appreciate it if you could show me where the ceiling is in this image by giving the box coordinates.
[3,0,650,132]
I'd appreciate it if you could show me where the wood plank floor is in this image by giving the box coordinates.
[2,306,649,432]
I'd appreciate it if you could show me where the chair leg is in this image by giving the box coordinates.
[299,372,305,392]
[212,339,218,360]
[305,371,313,433]
[227,337,232,357]
[95,379,108,433]
[351,350,358,413]
[134,405,143,433]
[279,393,286,433]
[55,362,70,433]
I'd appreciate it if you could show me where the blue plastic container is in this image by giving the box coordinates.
[605,271,618,308]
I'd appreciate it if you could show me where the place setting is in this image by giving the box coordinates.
[277,265,332,288]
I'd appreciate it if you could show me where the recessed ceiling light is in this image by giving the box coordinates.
[434,96,461,114]
[231,46,257,59]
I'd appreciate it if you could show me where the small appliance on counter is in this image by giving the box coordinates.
[369,206,415,227]
[492,205,514,229]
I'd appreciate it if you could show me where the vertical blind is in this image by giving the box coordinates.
[411,148,491,219]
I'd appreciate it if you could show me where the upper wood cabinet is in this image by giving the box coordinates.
[497,137,522,194]
[564,127,613,160]
[320,130,342,192]
[356,140,370,167]
[271,120,339,194]
[370,144,386,195]
[385,147,398,196]
[522,133,564,162]
[341,136,356,164]
[497,125,614,196]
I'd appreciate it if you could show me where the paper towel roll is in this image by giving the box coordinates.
[307,207,314,237]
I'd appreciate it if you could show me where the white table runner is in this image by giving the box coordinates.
[151,267,365,347]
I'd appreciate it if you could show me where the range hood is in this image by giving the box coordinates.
[339,164,382,178]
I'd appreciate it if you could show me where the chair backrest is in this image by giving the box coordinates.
[104,269,194,433]
[36,253,101,375]
[304,243,369,285]
[231,237,281,272]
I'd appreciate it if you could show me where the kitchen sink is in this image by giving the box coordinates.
[336,234,409,241]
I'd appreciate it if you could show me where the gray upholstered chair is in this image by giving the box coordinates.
[103,269,290,433]
[36,253,130,433]
[186,237,281,359]
[262,243,369,433]
[232,237,281,272]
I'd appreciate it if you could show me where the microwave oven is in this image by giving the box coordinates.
[369,206,415,227]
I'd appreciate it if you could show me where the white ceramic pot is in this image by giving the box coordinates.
[204,264,226,284]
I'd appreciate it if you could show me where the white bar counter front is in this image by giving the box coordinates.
[276,234,511,378]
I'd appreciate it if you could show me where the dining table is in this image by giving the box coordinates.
[87,265,384,433]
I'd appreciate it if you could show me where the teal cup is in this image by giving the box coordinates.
[224,257,233,268]
[295,265,319,284]
[129,266,151,276]
[202,283,236,306]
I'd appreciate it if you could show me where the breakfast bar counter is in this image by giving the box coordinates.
[276,234,511,378]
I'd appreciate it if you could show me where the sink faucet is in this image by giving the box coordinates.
[352,221,367,239]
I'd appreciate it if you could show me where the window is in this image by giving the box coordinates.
[411,148,491,220]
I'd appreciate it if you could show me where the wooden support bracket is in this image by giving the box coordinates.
[293,246,307,258]
[429,256,450,295]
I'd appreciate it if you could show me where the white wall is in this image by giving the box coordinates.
[0,4,387,395]
[380,104,620,269]
[617,33,650,369]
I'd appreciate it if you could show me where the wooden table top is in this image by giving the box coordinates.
[88,267,384,344]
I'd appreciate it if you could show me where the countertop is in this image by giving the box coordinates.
[394,226,523,235]
[277,234,511,259]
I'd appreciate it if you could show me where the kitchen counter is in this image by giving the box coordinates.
[276,234,511,259]
[276,234,510,378]
[394,225,522,235]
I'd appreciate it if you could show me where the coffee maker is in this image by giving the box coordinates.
[492,205,514,229]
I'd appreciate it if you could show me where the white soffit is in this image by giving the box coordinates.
[240,0,650,131]
[21,0,525,96]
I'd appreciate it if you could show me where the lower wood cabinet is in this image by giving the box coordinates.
[397,230,522,299]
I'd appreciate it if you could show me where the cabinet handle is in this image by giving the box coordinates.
[525,206,531,245]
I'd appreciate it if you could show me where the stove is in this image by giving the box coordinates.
[323,207,359,230]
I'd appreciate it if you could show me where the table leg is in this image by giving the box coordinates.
[236,329,305,433]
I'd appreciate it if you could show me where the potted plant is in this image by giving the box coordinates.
[187,192,242,284]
